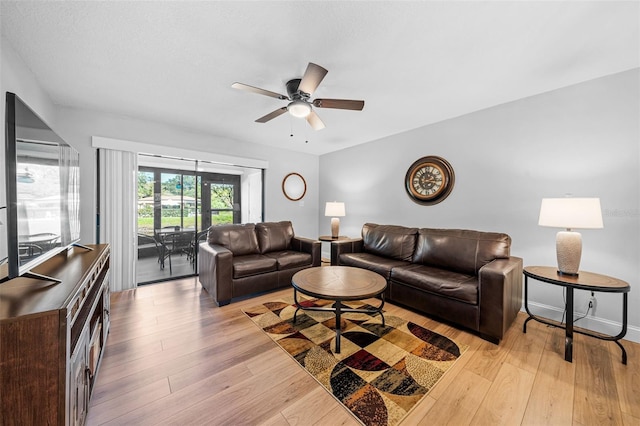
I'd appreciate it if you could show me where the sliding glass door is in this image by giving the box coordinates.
[200,173,241,229]
[136,155,261,285]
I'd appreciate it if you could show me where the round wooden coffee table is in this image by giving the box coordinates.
[291,266,387,353]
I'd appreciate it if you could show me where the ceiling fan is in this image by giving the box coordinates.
[232,62,365,130]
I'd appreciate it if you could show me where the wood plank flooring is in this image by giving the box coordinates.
[87,277,640,425]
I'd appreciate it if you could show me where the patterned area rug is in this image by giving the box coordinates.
[243,297,468,426]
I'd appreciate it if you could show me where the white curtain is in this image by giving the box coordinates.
[99,149,137,291]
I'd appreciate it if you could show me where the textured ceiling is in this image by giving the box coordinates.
[1,1,638,155]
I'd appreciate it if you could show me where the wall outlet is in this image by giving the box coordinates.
[589,295,597,314]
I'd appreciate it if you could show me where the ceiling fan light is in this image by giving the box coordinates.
[288,100,311,118]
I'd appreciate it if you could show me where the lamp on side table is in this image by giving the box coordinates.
[538,197,603,276]
[325,202,346,239]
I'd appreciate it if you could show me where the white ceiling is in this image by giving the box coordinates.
[1,1,638,156]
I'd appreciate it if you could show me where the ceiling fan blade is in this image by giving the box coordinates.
[298,63,328,96]
[313,98,365,111]
[255,107,288,123]
[306,110,325,130]
[232,82,289,100]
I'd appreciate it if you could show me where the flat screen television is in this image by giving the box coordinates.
[2,92,81,282]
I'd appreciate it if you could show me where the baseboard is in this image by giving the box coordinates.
[523,301,639,344]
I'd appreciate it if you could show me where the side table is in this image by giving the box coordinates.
[319,235,349,264]
[523,266,630,364]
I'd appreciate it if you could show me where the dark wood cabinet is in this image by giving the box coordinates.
[0,244,110,425]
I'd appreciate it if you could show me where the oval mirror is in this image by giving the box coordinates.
[282,172,307,201]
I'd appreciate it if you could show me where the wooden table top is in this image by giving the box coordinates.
[292,266,387,300]
[318,235,350,242]
[524,266,630,293]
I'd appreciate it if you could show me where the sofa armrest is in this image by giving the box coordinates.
[291,236,322,266]
[198,242,234,306]
[332,238,364,266]
[478,256,523,342]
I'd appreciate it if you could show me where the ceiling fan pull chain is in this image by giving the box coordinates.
[289,115,294,137]
[305,120,309,144]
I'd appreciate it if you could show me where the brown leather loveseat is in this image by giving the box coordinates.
[199,221,321,306]
[332,223,523,343]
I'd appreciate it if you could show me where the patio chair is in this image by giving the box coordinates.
[137,233,168,270]
[160,231,194,272]
[189,230,208,265]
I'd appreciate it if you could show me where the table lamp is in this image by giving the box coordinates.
[325,202,345,238]
[538,197,603,276]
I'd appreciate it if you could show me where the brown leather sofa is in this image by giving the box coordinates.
[199,221,321,306]
[332,223,523,343]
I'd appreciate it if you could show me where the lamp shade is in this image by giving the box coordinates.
[538,198,603,230]
[325,202,345,217]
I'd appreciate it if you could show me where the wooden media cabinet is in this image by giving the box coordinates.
[0,244,111,425]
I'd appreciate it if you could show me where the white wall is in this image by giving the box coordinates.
[319,69,640,342]
[1,35,320,260]
[4,31,638,341]
[53,107,320,243]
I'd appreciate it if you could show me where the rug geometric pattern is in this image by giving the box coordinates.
[243,297,468,426]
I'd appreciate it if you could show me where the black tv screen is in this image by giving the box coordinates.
[3,92,81,281]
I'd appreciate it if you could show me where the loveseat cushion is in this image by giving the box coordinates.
[391,263,479,304]
[339,252,410,280]
[208,223,260,256]
[412,229,511,276]
[233,254,277,278]
[265,250,312,270]
[256,221,294,254]
[362,223,418,262]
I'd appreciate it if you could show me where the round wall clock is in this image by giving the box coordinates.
[405,156,455,205]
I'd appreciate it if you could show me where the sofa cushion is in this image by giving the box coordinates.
[339,252,410,280]
[412,229,511,276]
[265,250,312,270]
[391,263,479,305]
[361,223,418,262]
[256,221,294,254]
[233,254,277,278]
[208,223,259,256]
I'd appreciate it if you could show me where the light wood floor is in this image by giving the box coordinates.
[87,277,640,425]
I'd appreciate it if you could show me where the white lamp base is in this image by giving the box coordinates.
[556,230,582,276]
[330,217,340,238]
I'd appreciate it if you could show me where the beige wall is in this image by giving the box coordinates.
[319,69,640,341]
